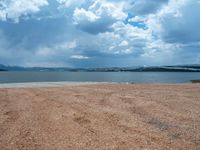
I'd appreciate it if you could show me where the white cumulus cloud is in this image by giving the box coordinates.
[0,0,48,22]
[70,55,89,60]
[72,0,127,34]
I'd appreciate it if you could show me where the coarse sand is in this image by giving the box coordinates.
[0,83,200,150]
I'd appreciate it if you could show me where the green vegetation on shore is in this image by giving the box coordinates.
[191,80,200,83]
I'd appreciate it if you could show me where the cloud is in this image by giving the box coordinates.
[56,0,85,8]
[73,8,100,23]
[70,55,89,60]
[0,0,48,22]
[0,0,200,67]
[146,0,199,43]
[141,0,200,65]
[127,0,169,15]
[160,0,200,44]
[73,0,127,34]
[55,40,77,49]
[119,40,129,47]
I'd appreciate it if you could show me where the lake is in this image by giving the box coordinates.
[0,71,200,83]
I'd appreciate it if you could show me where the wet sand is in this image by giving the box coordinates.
[0,83,200,150]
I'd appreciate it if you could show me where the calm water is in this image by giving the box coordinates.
[0,71,200,83]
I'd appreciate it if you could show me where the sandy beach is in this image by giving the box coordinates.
[0,83,200,150]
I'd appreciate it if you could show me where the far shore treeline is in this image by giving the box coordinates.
[0,64,200,72]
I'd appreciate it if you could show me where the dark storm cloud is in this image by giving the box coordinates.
[160,0,200,44]
[128,0,169,15]
[0,17,69,49]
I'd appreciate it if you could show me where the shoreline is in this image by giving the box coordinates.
[0,81,198,88]
[0,81,200,89]
[0,81,110,88]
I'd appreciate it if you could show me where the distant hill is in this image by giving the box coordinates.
[0,64,200,72]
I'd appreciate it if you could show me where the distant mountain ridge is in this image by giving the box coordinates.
[0,64,200,72]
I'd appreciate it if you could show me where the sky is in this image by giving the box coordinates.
[0,0,200,67]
